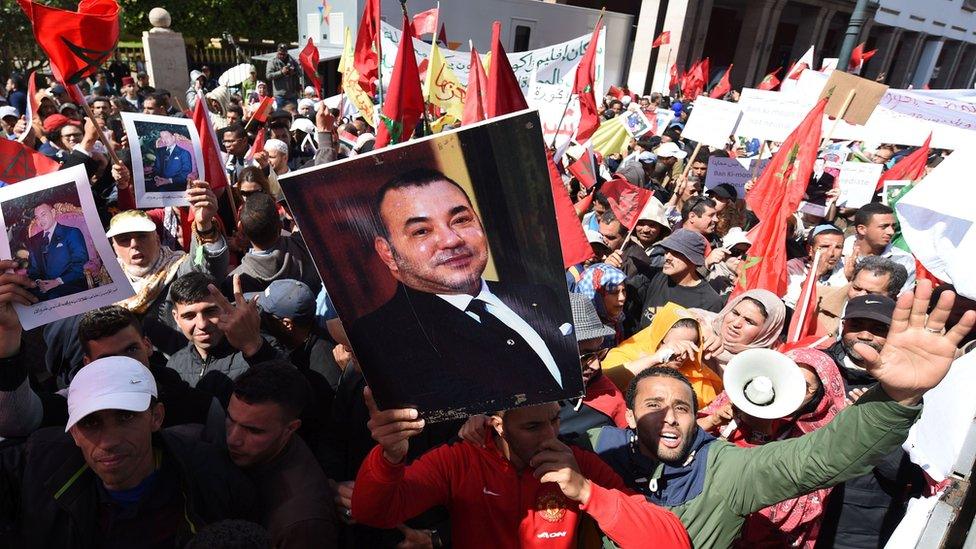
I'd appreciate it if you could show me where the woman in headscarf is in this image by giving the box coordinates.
[602,302,722,407]
[573,263,627,344]
[699,347,847,548]
[692,288,787,376]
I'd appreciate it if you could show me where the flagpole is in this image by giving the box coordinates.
[662,43,671,95]
[550,8,604,149]
[790,249,822,342]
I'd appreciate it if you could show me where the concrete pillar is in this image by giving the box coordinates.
[813,8,838,56]
[626,0,662,94]
[932,41,965,88]
[789,5,830,63]
[951,44,976,88]
[730,0,787,88]
[911,37,944,89]
[686,0,715,66]
[864,26,902,81]
[887,32,926,88]
[649,0,692,94]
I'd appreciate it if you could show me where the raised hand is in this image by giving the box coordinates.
[0,260,35,358]
[457,414,490,446]
[861,280,975,406]
[206,275,263,357]
[187,180,218,230]
[529,438,591,503]
[364,386,424,464]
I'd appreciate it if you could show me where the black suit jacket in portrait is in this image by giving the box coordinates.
[348,281,582,420]
[26,223,90,300]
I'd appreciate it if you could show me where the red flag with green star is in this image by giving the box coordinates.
[573,14,603,142]
[375,13,425,149]
[733,97,828,299]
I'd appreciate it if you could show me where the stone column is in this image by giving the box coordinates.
[864,26,902,81]
[951,44,976,88]
[627,0,663,94]
[730,0,787,88]
[649,0,692,94]
[932,40,965,88]
[886,32,926,88]
[790,5,830,62]
[141,8,190,98]
[910,37,944,89]
[813,8,838,56]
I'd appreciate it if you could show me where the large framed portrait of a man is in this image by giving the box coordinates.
[281,110,583,420]
[121,112,205,208]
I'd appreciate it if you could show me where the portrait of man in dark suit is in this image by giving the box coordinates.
[348,168,580,419]
[25,202,90,300]
[149,129,192,192]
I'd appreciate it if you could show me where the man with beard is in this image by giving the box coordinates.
[843,203,915,294]
[347,168,580,417]
[587,281,972,547]
[783,224,848,309]
[816,294,926,548]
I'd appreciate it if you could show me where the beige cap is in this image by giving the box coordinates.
[105,210,157,239]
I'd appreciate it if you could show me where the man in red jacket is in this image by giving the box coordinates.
[351,388,690,548]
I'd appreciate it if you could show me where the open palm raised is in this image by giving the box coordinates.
[860,280,976,406]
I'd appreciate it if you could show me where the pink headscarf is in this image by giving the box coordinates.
[691,289,787,368]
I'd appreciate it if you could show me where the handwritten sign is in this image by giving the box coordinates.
[380,22,605,99]
[706,156,769,198]
[836,161,883,208]
[735,88,817,142]
[681,96,742,149]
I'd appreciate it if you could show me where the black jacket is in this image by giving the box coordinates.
[166,338,281,407]
[0,426,255,548]
[347,282,582,420]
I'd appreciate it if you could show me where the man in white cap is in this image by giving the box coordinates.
[0,356,256,547]
[102,178,229,355]
[654,142,688,188]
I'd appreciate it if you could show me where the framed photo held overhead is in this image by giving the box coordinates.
[121,112,206,208]
[280,109,584,421]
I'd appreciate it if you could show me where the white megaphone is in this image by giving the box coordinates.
[724,348,807,420]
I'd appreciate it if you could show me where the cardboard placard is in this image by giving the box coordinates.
[836,161,883,208]
[681,96,742,149]
[817,71,888,125]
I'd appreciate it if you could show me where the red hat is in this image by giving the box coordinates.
[42,113,81,134]
[121,76,135,87]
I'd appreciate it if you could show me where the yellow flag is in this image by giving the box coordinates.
[339,27,374,124]
[424,43,465,121]
[590,115,631,156]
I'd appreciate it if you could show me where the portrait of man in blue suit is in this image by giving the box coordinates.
[26,202,90,300]
[149,129,192,192]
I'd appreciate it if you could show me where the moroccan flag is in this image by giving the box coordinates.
[849,42,878,72]
[299,38,322,99]
[17,72,39,143]
[709,65,732,98]
[568,150,597,189]
[669,64,680,93]
[600,178,652,230]
[787,250,823,343]
[0,138,60,184]
[18,0,119,86]
[573,15,603,143]
[876,133,931,192]
[245,128,266,164]
[548,154,594,268]
[682,59,707,100]
[652,31,670,48]
[486,21,528,118]
[574,191,594,217]
[735,97,827,298]
[412,7,438,36]
[251,96,275,124]
[758,67,782,91]
[353,0,381,97]
[376,14,424,148]
[191,97,229,191]
[461,47,488,125]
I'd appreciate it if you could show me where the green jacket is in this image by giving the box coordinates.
[590,386,920,548]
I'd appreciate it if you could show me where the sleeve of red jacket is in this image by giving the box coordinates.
[351,443,456,529]
[576,449,690,549]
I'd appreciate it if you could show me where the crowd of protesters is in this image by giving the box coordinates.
[0,45,974,549]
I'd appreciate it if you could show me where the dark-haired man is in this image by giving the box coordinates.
[26,202,89,300]
[226,361,337,548]
[588,281,972,547]
[844,203,915,293]
[0,356,256,547]
[784,224,848,309]
[166,272,280,406]
[347,168,580,416]
[680,196,720,249]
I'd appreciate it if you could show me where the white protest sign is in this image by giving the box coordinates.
[821,58,838,74]
[836,161,882,208]
[380,22,605,98]
[651,108,674,136]
[705,156,769,198]
[735,88,817,142]
[680,96,742,149]
[528,78,579,148]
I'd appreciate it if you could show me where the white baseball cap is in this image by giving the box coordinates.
[66,357,157,431]
[0,106,18,120]
[722,227,752,250]
[105,210,157,239]
[655,142,688,159]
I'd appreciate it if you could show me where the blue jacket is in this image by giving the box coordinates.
[153,145,192,189]
[26,223,89,299]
